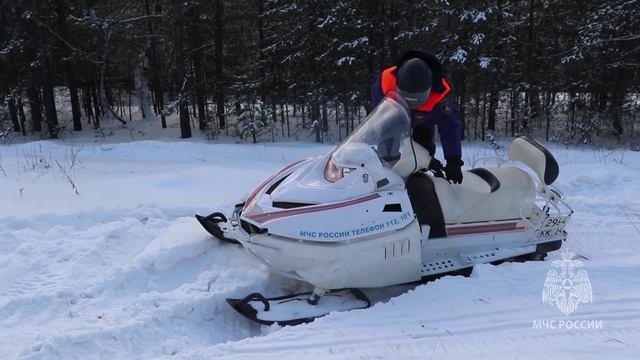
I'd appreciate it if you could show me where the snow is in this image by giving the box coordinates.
[336,57,355,66]
[479,56,491,69]
[450,47,468,63]
[337,37,368,51]
[471,33,485,45]
[460,9,488,23]
[1,138,640,359]
[317,15,334,29]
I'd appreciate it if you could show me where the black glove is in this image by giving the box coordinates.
[428,158,445,179]
[445,157,464,184]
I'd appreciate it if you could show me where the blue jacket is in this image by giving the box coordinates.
[370,50,462,160]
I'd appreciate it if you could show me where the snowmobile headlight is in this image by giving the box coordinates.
[324,159,355,183]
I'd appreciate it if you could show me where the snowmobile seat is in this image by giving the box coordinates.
[467,168,500,193]
[508,136,559,185]
[432,167,536,224]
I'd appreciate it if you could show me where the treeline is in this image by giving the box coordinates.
[0,0,638,144]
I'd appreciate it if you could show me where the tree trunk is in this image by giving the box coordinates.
[30,0,58,138]
[510,91,517,137]
[55,0,82,131]
[17,96,27,135]
[530,90,541,129]
[214,0,225,129]
[337,103,342,141]
[488,91,498,131]
[174,1,191,138]
[279,102,284,138]
[39,43,59,139]
[632,97,638,138]
[91,82,101,128]
[153,88,167,128]
[82,87,93,123]
[458,80,467,140]
[191,24,207,131]
[321,103,328,134]
[195,67,206,131]
[524,0,535,132]
[98,30,127,126]
[145,0,165,128]
[118,92,123,117]
[343,102,350,135]
[545,92,554,141]
[474,93,479,140]
[568,92,576,140]
[504,92,510,137]
[8,97,20,132]
[257,0,266,120]
[281,103,289,137]
[99,71,126,126]
[134,49,157,122]
[481,92,487,141]
[27,86,43,132]
[351,104,355,133]
[611,94,624,140]
[271,99,277,124]
[68,65,82,131]
[523,92,529,131]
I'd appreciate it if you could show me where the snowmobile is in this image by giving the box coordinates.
[196,92,572,326]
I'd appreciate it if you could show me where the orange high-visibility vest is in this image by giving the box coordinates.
[380,65,451,112]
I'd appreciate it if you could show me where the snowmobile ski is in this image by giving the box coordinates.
[226,289,371,326]
[195,212,239,244]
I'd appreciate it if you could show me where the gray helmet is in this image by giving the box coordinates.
[396,58,433,109]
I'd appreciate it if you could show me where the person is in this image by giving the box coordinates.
[370,49,464,184]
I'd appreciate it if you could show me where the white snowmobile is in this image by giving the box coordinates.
[196,93,572,326]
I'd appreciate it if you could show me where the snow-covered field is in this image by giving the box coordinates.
[1,138,639,359]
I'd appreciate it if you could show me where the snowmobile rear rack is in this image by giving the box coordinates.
[226,289,371,326]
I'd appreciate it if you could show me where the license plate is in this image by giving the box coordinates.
[537,215,569,238]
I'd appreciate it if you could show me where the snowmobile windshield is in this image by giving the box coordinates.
[332,94,411,168]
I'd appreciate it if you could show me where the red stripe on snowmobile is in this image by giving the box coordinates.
[247,193,381,224]
[446,222,525,236]
[243,158,311,212]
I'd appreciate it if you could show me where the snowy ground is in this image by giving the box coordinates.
[1,137,639,359]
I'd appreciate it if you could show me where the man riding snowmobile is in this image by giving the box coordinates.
[371,49,464,184]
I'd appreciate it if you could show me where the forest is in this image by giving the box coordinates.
[0,0,638,145]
